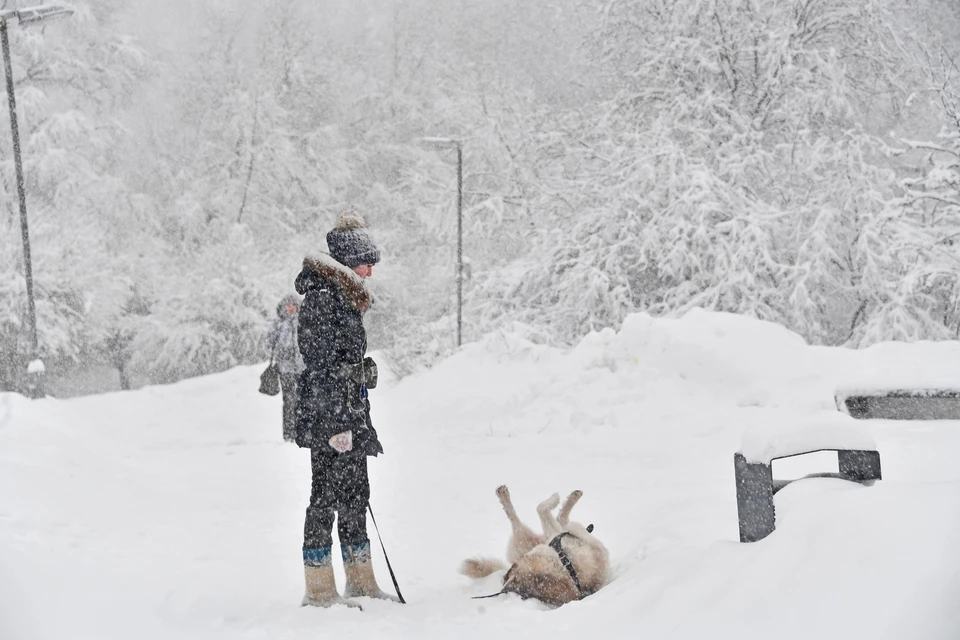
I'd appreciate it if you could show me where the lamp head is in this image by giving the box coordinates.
[17,4,74,26]
[418,136,461,149]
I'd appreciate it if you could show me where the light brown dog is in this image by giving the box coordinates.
[460,485,610,607]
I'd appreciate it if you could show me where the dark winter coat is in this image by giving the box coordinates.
[294,254,383,457]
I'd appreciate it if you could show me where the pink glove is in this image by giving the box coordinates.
[329,431,353,453]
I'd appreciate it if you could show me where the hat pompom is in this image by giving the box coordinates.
[336,208,367,230]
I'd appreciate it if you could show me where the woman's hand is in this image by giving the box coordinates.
[328,431,353,453]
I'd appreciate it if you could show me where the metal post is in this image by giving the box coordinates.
[1,19,42,398]
[456,143,463,347]
[418,136,464,348]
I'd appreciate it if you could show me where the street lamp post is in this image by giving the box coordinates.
[419,137,463,347]
[0,3,74,398]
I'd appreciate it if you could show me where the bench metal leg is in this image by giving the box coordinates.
[838,449,882,482]
[734,453,775,543]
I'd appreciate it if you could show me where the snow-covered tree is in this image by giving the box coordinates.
[477,0,914,346]
[880,45,960,341]
[5,0,958,392]
[0,0,151,389]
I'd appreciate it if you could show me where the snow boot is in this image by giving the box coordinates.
[342,541,400,602]
[301,547,361,610]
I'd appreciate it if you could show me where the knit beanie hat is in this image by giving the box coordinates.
[326,209,381,268]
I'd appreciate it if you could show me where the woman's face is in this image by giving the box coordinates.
[352,264,374,279]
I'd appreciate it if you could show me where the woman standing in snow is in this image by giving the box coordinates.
[264,294,305,442]
[294,209,396,608]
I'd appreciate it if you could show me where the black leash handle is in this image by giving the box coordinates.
[368,502,406,604]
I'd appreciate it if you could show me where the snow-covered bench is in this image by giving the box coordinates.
[734,420,881,543]
[836,388,960,420]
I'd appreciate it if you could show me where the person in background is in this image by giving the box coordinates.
[264,293,305,442]
[293,209,396,608]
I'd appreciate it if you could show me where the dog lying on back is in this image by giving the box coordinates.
[460,485,610,607]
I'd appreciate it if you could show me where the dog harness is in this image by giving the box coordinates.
[548,532,585,599]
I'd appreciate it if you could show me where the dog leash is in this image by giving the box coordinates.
[472,564,516,600]
[368,502,406,604]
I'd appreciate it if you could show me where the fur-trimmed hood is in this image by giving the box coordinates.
[296,253,373,313]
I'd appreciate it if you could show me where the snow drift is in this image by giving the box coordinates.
[2,310,959,639]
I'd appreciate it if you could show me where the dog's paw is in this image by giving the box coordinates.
[538,493,560,512]
[561,490,583,510]
[496,485,510,500]
[558,490,583,526]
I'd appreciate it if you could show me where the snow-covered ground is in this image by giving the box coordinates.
[2,310,959,639]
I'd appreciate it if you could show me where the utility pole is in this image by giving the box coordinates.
[0,4,75,397]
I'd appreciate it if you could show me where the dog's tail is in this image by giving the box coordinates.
[460,557,509,579]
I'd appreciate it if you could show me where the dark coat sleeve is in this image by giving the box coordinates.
[297,288,347,380]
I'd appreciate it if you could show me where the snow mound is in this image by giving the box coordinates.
[1,309,959,639]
